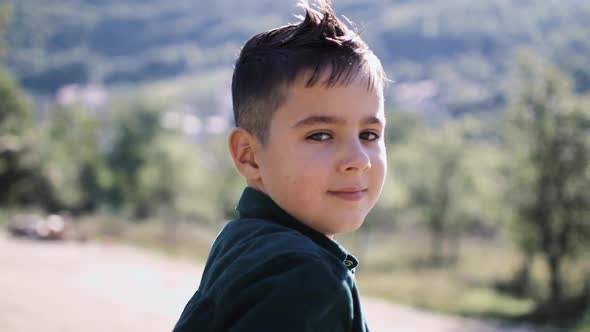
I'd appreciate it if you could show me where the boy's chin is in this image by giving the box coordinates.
[325,218,367,236]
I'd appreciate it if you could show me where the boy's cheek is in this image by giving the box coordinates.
[373,148,388,170]
[373,153,388,188]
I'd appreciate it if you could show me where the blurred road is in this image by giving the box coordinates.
[0,233,557,332]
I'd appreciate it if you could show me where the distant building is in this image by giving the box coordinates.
[56,84,108,111]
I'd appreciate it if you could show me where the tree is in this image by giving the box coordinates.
[0,66,37,206]
[107,101,227,222]
[505,52,590,316]
[34,103,112,213]
[390,117,488,264]
[107,102,162,217]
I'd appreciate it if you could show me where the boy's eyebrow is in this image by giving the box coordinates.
[292,115,384,128]
[363,116,385,126]
[292,115,344,128]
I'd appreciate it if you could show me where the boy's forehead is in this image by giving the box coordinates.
[281,68,383,103]
[293,66,380,90]
[286,70,384,102]
[275,73,385,124]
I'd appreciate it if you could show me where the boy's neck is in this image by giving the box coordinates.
[244,185,336,240]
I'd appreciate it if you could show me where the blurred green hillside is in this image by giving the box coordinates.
[2,0,590,119]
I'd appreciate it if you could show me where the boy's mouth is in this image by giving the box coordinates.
[327,188,368,201]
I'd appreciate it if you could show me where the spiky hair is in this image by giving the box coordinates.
[231,0,386,143]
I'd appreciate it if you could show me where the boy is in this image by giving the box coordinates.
[173,0,387,331]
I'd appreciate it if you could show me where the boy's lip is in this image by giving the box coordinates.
[327,187,368,201]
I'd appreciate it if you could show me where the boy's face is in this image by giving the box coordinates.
[255,74,386,237]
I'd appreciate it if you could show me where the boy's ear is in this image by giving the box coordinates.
[228,128,262,181]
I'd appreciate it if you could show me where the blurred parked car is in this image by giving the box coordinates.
[7,214,69,240]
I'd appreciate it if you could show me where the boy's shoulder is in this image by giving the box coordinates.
[174,217,358,332]
[199,216,353,291]
[174,185,369,331]
[213,216,342,270]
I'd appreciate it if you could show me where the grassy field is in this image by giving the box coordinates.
[342,231,535,317]
[338,230,589,330]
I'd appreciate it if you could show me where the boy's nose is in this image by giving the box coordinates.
[337,141,371,173]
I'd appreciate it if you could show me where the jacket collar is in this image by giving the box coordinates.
[236,187,359,271]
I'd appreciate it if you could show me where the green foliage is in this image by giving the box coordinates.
[34,103,112,212]
[107,102,161,214]
[0,3,11,55]
[105,102,241,222]
[504,52,590,313]
[0,66,30,135]
[0,65,36,205]
[3,0,590,115]
[384,110,424,146]
[386,114,505,262]
[132,132,216,221]
[576,310,590,332]
[0,65,243,224]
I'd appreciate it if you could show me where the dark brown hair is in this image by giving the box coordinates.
[231,0,386,143]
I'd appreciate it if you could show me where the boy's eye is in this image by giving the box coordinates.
[360,131,380,141]
[307,132,332,141]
